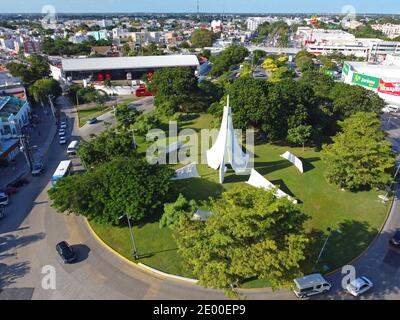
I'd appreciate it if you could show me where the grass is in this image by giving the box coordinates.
[90,113,390,288]
[78,104,112,127]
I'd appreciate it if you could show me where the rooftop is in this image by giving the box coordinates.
[0,71,22,87]
[62,55,200,72]
[0,96,27,121]
[347,61,400,80]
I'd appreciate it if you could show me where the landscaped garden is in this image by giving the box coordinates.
[90,113,391,288]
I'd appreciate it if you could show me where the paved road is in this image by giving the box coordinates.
[79,96,155,141]
[1,101,399,300]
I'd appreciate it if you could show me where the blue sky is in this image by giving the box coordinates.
[2,0,400,14]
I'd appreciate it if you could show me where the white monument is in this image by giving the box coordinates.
[246,169,298,204]
[206,96,250,183]
[280,151,304,173]
[171,162,200,180]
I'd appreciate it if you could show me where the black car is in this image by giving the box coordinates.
[56,241,77,264]
[390,230,400,248]
[87,117,98,125]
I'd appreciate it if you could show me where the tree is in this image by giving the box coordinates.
[191,29,215,48]
[160,194,198,229]
[48,157,173,225]
[322,112,395,191]
[7,54,50,85]
[29,78,62,106]
[329,83,384,120]
[209,46,249,77]
[287,125,313,150]
[77,128,137,167]
[175,185,309,297]
[115,102,141,128]
[295,50,316,72]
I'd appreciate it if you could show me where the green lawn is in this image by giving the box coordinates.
[90,113,390,287]
[78,105,112,127]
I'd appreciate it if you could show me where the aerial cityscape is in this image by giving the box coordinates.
[1,0,400,306]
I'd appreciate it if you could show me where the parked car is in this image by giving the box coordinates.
[293,273,332,298]
[31,162,44,176]
[59,129,66,137]
[60,123,67,130]
[87,117,98,125]
[56,241,77,264]
[346,276,373,296]
[389,230,400,248]
[0,187,18,195]
[0,192,9,206]
[59,137,67,145]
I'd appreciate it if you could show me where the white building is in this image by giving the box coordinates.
[342,60,400,105]
[372,24,400,39]
[247,17,269,32]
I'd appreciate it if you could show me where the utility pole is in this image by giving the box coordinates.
[19,134,33,171]
[313,227,332,271]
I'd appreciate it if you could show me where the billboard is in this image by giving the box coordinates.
[343,63,350,75]
[378,80,400,96]
[352,73,380,89]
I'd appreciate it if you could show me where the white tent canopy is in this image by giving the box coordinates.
[207,96,250,183]
[171,162,200,180]
[246,169,298,204]
[280,151,304,174]
[192,210,213,221]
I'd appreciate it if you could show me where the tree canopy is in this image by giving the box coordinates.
[322,112,395,191]
[48,157,173,225]
[29,78,62,105]
[209,46,249,77]
[7,54,50,85]
[175,185,309,297]
[191,29,215,48]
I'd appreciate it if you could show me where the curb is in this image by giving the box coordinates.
[83,218,201,286]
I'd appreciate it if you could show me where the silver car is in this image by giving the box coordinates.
[346,276,373,296]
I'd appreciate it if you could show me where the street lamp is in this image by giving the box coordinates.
[119,213,139,260]
[313,227,333,271]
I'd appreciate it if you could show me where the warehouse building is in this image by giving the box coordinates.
[51,55,200,82]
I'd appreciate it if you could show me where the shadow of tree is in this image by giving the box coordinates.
[0,261,30,288]
[0,233,45,255]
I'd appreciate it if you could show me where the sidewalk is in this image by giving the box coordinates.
[0,104,58,188]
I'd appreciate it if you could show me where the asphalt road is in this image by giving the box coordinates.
[1,101,400,300]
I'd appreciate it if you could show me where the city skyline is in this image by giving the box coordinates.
[1,0,400,14]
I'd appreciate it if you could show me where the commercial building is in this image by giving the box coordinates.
[297,27,400,61]
[342,60,400,105]
[371,24,400,39]
[0,96,30,161]
[53,55,200,82]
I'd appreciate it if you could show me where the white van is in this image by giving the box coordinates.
[67,140,79,156]
[293,273,332,298]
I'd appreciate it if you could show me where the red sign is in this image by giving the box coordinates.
[378,80,400,96]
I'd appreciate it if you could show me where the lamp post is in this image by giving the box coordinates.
[314,227,332,271]
[119,213,139,260]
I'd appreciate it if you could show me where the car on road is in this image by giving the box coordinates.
[0,192,9,206]
[293,273,332,298]
[56,241,77,264]
[31,162,44,176]
[87,117,98,125]
[389,230,400,248]
[60,123,67,130]
[346,276,373,296]
[7,177,29,188]
[0,187,18,195]
[59,137,67,145]
[59,129,66,137]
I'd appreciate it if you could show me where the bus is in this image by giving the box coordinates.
[51,160,72,186]
[67,140,79,156]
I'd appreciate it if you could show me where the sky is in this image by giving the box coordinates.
[1,0,400,14]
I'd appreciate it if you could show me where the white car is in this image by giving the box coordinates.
[59,137,67,145]
[346,276,373,296]
[60,124,67,129]
[387,105,400,113]
[59,129,66,137]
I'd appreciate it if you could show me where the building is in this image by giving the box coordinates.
[0,71,27,101]
[342,60,400,105]
[298,27,400,61]
[247,17,269,32]
[211,20,223,32]
[54,55,200,82]
[371,24,400,39]
[87,30,110,41]
[0,96,30,161]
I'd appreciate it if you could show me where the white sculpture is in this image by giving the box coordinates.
[280,151,304,174]
[206,96,250,183]
[171,162,200,180]
[246,169,298,204]
[192,210,212,221]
